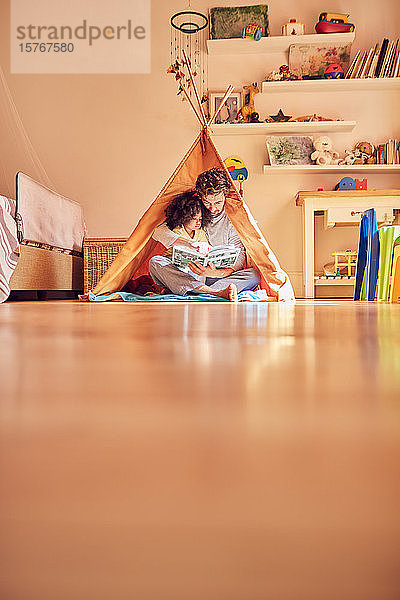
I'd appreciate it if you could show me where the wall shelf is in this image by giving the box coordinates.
[210,121,356,136]
[314,276,355,286]
[263,165,400,174]
[261,77,400,93]
[207,32,355,55]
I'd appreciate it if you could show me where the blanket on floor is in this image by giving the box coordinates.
[88,290,274,303]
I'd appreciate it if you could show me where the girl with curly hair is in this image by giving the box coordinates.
[164,190,211,249]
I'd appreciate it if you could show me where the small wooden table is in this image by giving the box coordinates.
[296,189,400,298]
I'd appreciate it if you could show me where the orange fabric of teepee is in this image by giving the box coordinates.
[91,129,294,301]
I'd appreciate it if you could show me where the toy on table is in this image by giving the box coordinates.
[236,83,259,122]
[334,177,368,190]
[282,18,305,36]
[311,136,340,165]
[242,23,263,41]
[266,108,292,123]
[338,141,376,165]
[335,176,355,190]
[224,156,248,198]
[355,178,368,190]
[315,12,355,34]
[333,250,358,276]
[323,249,357,276]
[323,63,344,78]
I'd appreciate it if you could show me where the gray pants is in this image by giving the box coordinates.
[149,255,260,296]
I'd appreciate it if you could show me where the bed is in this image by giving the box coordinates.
[1,172,84,302]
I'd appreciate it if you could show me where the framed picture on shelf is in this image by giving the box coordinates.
[209,5,269,39]
[266,136,314,166]
[288,43,351,78]
[209,91,242,124]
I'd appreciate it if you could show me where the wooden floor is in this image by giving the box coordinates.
[1,300,400,600]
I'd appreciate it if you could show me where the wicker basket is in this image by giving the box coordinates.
[83,238,127,293]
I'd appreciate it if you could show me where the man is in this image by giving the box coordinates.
[149,168,260,301]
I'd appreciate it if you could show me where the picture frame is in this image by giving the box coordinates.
[209,91,242,124]
[209,5,269,40]
[288,43,351,79]
[266,136,314,166]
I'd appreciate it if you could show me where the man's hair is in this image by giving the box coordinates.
[195,168,231,198]
[165,190,212,230]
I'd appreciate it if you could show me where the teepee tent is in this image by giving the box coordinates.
[90,61,294,301]
[0,65,53,196]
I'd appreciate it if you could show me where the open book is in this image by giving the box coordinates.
[172,244,240,269]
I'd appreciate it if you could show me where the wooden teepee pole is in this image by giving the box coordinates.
[179,83,204,127]
[207,85,235,126]
[182,49,207,126]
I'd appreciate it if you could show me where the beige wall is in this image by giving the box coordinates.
[0,0,399,296]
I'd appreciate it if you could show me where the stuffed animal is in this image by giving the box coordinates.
[265,65,298,81]
[264,70,281,81]
[311,136,340,165]
[237,83,259,123]
[355,141,376,164]
[338,141,376,165]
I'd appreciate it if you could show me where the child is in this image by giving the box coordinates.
[164,190,211,253]
[150,190,238,301]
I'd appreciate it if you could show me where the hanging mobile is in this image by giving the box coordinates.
[168,4,209,107]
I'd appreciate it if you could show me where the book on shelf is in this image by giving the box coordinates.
[368,44,381,77]
[381,40,394,77]
[345,50,360,78]
[392,46,400,78]
[360,48,374,78]
[346,38,400,79]
[388,40,399,76]
[375,38,389,77]
[376,139,400,165]
[355,50,368,78]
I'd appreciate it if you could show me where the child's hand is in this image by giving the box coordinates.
[173,237,197,249]
[191,242,210,255]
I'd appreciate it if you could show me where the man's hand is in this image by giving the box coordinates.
[188,261,234,279]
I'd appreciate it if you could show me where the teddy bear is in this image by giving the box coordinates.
[338,141,376,165]
[311,136,340,165]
